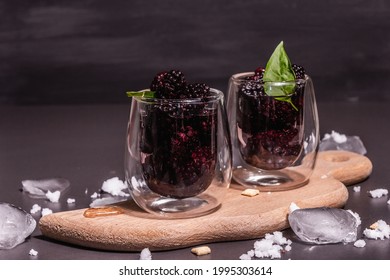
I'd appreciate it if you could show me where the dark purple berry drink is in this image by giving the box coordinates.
[140,70,217,198]
[236,66,305,170]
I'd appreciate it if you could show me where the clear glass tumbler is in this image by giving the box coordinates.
[124,89,231,218]
[226,72,319,191]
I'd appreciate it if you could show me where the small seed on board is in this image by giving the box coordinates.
[241,189,260,197]
[191,246,211,256]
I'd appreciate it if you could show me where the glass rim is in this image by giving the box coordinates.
[230,72,310,84]
[132,87,224,104]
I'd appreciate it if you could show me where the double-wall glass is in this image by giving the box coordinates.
[226,73,319,191]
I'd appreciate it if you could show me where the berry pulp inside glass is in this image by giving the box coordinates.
[236,82,305,170]
[139,102,217,198]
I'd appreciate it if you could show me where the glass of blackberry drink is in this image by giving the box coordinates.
[226,42,319,191]
[125,70,231,218]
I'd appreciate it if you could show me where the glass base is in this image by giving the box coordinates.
[232,166,308,192]
[133,193,221,219]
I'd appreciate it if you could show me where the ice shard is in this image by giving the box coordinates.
[319,131,367,155]
[22,178,70,198]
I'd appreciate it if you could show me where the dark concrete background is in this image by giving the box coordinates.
[1,0,390,104]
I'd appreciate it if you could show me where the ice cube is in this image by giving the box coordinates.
[288,207,358,244]
[319,131,367,155]
[22,178,70,198]
[0,203,36,249]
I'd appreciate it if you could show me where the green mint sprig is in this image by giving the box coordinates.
[263,41,298,110]
[126,90,155,98]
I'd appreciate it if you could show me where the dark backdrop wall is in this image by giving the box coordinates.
[1,0,390,104]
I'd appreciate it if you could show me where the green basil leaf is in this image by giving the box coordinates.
[275,96,298,111]
[263,41,298,110]
[263,41,295,85]
[126,90,155,98]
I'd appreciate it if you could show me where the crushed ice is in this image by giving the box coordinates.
[29,248,38,256]
[67,198,76,204]
[353,239,366,248]
[0,203,36,249]
[369,188,388,198]
[41,208,53,216]
[363,220,390,240]
[101,177,129,197]
[140,248,152,260]
[45,190,61,203]
[22,178,70,198]
[319,130,367,155]
[30,204,42,214]
[89,177,130,207]
[288,205,359,244]
[239,231,292,260]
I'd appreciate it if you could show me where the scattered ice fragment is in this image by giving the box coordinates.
[239,253,252,260]
[90,192,99,199]
[319,131,367,155]
[369,188,388,198]
[89,196,128,207]
[0,203,36,249]
[22,178,70,198]
[30,204,42,214]
[85,188,88,194]
[240,231,292,259]
[101,177,129,197]
[363,220,390,240]
[387,199,390,205]
[67,198,76,204]
[247,249,255,257]
[354,240,366,248]
[288,207,358,244]
[140,248,152,260]
[320,175,328,179]
[41,208,53,216]
[353,186,361,192]
[29,248,38,256]
[45,190,61,203]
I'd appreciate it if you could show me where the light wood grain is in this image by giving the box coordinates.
[39,150,372,251]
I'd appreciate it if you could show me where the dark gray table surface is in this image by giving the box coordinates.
[1,101,389,260]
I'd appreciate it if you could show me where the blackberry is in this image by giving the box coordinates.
[150,70,187,99]
[142,112,217,198]
[254,67,265,80]
[245,67,264,81]
[185,83,210,99]
[240,80,265,98]
[292,64,305,79]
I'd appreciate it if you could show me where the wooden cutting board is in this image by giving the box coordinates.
[39,150,372,251]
